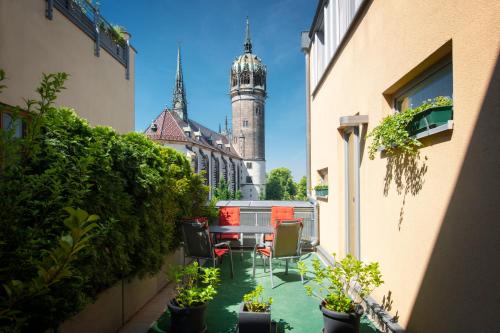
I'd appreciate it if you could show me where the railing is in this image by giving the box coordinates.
[216,200,319,246]
[45,0,130,79]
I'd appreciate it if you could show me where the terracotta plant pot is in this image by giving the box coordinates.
[167,298,208,333]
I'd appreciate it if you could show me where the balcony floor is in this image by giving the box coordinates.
[149,252,380,333]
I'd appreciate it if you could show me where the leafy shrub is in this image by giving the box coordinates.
[0,71,208,331]
[298,254,383,313]
[243,285,272,312]
[169,262,220,308]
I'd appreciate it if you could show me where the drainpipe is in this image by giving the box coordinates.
[301,31,312,197]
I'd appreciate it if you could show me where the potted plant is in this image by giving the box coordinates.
[298,254,383,333]
[314,184,329,197]
[368,96,453,159]
[238,285,273,333]
[167,262,220,333]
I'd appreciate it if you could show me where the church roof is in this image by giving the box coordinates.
[144,110,242,159]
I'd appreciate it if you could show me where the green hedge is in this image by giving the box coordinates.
[0,72,208,331]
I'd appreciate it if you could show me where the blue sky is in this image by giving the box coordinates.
[99,0,316,181]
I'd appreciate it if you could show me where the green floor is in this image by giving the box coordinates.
[149,252,380,333]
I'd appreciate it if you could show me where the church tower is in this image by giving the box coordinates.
[230,18,267,199]
[172,47,187,121]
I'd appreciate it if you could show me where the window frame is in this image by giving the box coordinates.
[393,57,453,113]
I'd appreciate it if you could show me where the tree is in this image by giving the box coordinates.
[295,176,308,201]
[265,168,297,200]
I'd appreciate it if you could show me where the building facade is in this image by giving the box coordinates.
[303,0,500,332]
[0,0,135,133]
[146,20,267,200]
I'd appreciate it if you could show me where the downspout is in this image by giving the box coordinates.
[301,31,312,197]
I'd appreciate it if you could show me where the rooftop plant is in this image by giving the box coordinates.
[170,262,220,308]
[243,285,273,312]
[367,96,453,159]
[298,254,383,314]
[314,184,328,191]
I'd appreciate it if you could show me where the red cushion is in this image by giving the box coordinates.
[257,247,271,257]
[265,206,295,241]
[219,207,241,240]
[214,248,230,257]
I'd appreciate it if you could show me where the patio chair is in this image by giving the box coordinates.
[180,219,234,278]
[253,219,304,288]
[218,207,244,259]
[264,206,295,242]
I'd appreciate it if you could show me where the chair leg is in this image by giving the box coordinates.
[240,233,244,261]
[252,247,257,277]
[269,254,274,288]
[263,255,266,273]
[285,259,289,275]
[183,255,186,267]
[229,251,234,279]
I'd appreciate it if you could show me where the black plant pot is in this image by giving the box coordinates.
[238,303,271,333]
[320,303,362,333]
[167,298,208,333]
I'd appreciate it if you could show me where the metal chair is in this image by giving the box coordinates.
[180,219,234,278]
[218,206,244,259]
[253,219,303,288]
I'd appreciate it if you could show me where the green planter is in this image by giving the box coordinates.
[315,188,328,197]
[406,105,453,136]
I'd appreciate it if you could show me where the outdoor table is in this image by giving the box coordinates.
[209,225,273,235]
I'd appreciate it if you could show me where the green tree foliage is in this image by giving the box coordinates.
[295,176,308,201]
[213,177,241,201]
[0,71,208,331]
[265,167,305,200]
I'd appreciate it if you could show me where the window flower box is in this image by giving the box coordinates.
[406,105,453,136]
[314,186,328,197]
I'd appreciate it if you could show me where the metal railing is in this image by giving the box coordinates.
[216,200,319,246]
[46,0,130,78]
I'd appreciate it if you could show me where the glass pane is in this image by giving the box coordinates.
[2,113,23,138]
[396,63,452,111]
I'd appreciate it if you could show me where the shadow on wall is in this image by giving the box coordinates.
[406,54,500,332]
[383,152,428,230]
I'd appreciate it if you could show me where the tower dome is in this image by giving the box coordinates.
[230,18,267,90]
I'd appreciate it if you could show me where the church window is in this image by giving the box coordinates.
[231,71,238,86]
[254,73,262,86]
[246,162,252,169]
[246,176,253,184]
[241,70,251,85]
[243,120,249,127]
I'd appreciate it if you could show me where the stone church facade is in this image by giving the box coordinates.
[145,19,266,200]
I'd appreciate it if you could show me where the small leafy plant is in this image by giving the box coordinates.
[170,262,220,308]
[367,96,452,159]
[298,254,383,313]
[243,285,273,313]
[314,184,328,191]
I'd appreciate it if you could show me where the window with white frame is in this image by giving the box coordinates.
[395,60,453,112]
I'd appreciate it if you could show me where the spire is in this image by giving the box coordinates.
[218,123,222,133]
[225,115,228,133]
[172,45,187,121]
[244,17,252,54]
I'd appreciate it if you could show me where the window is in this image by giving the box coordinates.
[246,162,252,169]
[242,120,249,127]
[1,112,24,138]
[241,70,251,85]
[246,176,252,184]
[395,61,452,112]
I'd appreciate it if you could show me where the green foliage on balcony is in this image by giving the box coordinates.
[0,71,209,332]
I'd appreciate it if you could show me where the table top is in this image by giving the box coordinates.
[209,225,273,234]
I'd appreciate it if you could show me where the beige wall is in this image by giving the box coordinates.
[58,249,184,333]
[309,0,500,331]
[0,0,135,133]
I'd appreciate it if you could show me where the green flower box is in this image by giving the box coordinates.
[315,188,328,197]
[406,105,453,136]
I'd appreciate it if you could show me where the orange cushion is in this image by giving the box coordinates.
[257,247,271,257]
[270,206,294,228]
[219,207,240,240]
[214,248,230,257]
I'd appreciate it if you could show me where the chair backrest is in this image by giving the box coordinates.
[219,207,240,226]
[180,220,213,259]
[270,206,294,228]
[272,219,303,258]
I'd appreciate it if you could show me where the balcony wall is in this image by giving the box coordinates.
[0,0,135,133]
